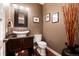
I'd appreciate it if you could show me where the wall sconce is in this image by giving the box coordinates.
[8,20,13,28]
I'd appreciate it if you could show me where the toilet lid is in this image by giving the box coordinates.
[38,41,47,46]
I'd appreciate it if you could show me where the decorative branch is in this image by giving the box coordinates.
[62,4,79,47]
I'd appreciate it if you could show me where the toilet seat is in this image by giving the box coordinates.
[38,41,47,46]
[38,41,47,48]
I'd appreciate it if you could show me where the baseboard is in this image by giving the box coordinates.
[47,46,61,56]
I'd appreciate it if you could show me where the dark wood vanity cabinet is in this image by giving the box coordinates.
[5,36,34,56]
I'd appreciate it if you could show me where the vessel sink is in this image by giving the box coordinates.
[13,31,29,37]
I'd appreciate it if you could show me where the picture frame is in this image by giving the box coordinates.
[33,17,39,23]
[46,13,50,22]
[52,12,59,23]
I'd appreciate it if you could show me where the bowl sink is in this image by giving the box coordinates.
[13,31,29,37]
[13,31,29,34]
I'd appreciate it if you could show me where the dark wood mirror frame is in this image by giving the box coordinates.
[14,9,28,27]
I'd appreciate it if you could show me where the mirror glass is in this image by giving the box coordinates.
[18,12,25,24]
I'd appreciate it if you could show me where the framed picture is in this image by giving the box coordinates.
[52,12,59,23]
[33,17,39,23]
[46,13,50,22]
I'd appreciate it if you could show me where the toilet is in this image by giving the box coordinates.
[34,34,47,56]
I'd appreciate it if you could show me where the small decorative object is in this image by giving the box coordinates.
[46,13,50,22]
[33,17,39,23]
[52,12,59,23]
[8,21,11,27]
[8,20,13,28]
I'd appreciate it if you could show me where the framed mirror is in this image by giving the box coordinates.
[14,9,28,27]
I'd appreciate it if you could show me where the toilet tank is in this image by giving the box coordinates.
[34,34,42,43]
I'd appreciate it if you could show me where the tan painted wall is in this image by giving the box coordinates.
[43,3,67,54]
[5,3,43,35]
[5,3,70,54]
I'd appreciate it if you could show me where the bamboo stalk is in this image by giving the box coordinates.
[62,4,78,47]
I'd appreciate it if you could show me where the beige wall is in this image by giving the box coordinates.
[5,3,70,54]
[5,3,43,35]
[43,3,67,54]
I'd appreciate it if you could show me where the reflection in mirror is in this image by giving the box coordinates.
[18,11,25,24]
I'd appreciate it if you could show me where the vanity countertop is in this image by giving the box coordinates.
[3,34,34,43]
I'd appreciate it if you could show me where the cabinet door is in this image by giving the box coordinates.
[6,40,15,55]
[22,37,33,49]
[22,37,33,56]
[17,39,23,50]
[6,39,22,56]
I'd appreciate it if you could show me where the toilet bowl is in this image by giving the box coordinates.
[34,34,47,56]
[38,41,47,49]
[38,41,47,56]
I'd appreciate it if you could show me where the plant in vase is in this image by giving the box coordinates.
[63,4,79,51]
